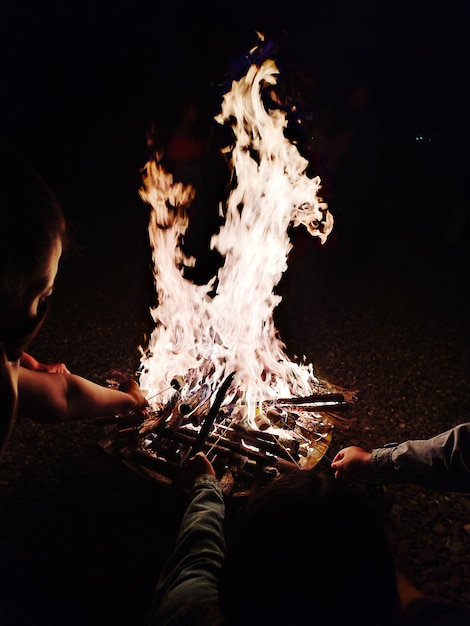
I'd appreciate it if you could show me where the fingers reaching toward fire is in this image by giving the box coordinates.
[331,446,372,480]
[20,352,70,374]
[183,452,216,486]
[118,379,149,417]
[42,362,70,374]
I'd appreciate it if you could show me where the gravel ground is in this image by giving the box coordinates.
[0,204,469,625]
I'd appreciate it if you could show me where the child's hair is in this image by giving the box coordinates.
[219,469,399,626]
[0,140,66,296]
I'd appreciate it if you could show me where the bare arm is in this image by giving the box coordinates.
[18,367,147,423]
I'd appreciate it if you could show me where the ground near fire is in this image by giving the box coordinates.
[0,183,469,626]
[1,1,469,625]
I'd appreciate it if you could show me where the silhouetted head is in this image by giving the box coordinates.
[219,469,399,626]
[0,141,66,360]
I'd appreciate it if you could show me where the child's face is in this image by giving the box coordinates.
[0,237,62,361]
[23,237,62,321]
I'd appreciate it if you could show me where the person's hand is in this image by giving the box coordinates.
[40,362,70,374]
[183,452,216,487]
[118,379,149,417]
[20,352,70,374]
[331,446,372,480]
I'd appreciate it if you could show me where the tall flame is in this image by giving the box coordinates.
[138,51,333,424]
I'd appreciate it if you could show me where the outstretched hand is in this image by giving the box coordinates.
[182,452,216,487]
[41,362,70,374]
[331,445,372,480]
[118,379,149,417]
[20,352,70,374]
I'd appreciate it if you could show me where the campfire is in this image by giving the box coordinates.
[99,38,355,496]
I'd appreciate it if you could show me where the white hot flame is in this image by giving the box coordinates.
[138,52,333,426]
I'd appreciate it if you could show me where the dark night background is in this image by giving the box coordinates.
[0,1,469,625]
[1,0,469,249]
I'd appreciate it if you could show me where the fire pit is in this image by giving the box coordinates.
[99,37,355,496]
[99,374,355,496]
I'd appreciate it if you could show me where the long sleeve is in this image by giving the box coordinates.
[149,474,225,625]
[371,423,470,492]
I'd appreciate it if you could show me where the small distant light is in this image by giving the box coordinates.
[415,132,433,143]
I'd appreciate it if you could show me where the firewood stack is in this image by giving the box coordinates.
[98,375,357,497]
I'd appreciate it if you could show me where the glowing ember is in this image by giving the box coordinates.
[138,44,334,437]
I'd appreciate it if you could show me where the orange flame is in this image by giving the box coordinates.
[138,49,333,427]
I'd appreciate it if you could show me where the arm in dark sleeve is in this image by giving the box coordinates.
[371,423,470,492]
[149,474,225,625]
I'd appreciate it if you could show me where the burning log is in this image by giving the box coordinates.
[130,449,182,482]
[281,401,349,412]
[184,372,235,460]
[271,393,350,412]
[138,428,298,476]
[95,413,146,427]
[275,393,346,404]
